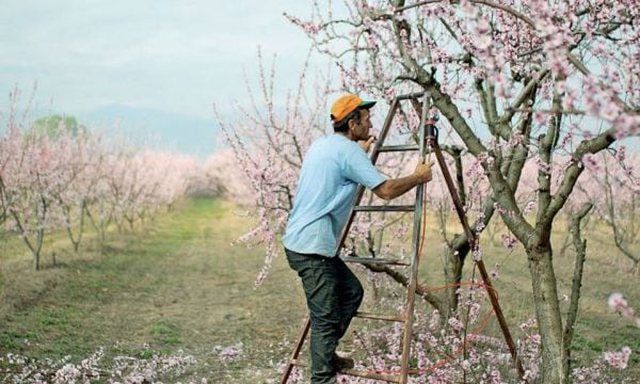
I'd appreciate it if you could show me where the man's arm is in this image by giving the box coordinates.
[373,162,433,201]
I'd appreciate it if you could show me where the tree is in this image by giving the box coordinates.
[33,114,86,138]
[2,126,70,269]
[220,1,640,382]
[291,1,640,382]
[575,149,640,273]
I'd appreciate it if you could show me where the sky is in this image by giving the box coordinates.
[0,0,324,121]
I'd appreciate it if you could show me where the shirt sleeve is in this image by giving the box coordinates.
[342,145,386,190]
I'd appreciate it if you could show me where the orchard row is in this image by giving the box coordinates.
[0,115,236,270]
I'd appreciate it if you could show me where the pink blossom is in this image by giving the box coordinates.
[500,234,517,251]
[523,201,536,215]
[607,292,638,325]
[603,346,632,370]
[213,342,244,363]
[608,292,629,312]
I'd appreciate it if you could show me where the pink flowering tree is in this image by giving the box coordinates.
[1,89,205,266]
[221,0,640,383]
[194,149,254,202]
[88,144,196,234]
[573,149,640,272]
[215,51,333,286]
[83,147,119,244]
[0,124,22,229]
[79,136,138,243]
[49,130,103,254]
[2,126,68,270]
[217,49,512,324]
[1,89,34,228]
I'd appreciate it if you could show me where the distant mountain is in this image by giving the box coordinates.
[80,105,219,158]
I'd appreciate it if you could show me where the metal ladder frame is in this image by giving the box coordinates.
[280,92,524,384]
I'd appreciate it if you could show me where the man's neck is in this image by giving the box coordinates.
[335,131,355,141]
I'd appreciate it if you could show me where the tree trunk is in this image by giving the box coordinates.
[527,240,568,384]
[443,234,469,317]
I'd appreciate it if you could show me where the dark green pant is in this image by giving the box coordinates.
[285,249,364,384]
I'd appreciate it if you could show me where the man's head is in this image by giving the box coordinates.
[330,94,376,139]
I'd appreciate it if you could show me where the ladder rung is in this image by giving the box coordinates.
[339,368,401,383]
[291,359,401,383]
[354,205,415,212]
[378,144,420,153]
[341,256,410,266]
[291,359,307,367]
[356,311,405,322]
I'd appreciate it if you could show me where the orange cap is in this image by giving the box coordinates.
[330,93,376,123]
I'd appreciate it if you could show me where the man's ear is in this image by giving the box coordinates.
[347,118,357,132]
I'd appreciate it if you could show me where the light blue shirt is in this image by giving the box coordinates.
[283,134,386,257]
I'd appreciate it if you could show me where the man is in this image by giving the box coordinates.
[283,93,433,383]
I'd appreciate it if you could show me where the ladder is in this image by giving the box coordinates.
[280,92,524,384]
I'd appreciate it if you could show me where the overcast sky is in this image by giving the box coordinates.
[0,0,324,119]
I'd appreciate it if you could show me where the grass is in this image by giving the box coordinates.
[0,198,307,382]
[0,197,638,382]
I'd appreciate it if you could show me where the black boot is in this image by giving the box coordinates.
[333,353,355,371]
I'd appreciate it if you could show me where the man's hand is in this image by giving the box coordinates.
[358,135,376,153]
[414,161,433,183]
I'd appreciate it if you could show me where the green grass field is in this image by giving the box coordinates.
[0,197,638,382]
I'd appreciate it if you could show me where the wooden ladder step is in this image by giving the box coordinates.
[355,311,405,322]
[353,205,415,212]
[341,256,410,266]
[378,144,420,153]
[291,359,401,383]
[291,359,306,367]
[338,368,401,383]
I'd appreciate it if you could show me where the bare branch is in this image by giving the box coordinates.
[601,158,640,267]
[544,129,616,223]
[363,263,447,313]
[499,70,550,125]
[562,202,593,370]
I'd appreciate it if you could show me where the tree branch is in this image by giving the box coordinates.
[544,128,616,223]
[536,80,564,225]
[499,70,550,125]
[362,263,446,313]
[562,202,593,370]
